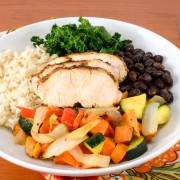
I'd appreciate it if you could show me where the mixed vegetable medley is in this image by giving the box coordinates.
[13,94,171,168]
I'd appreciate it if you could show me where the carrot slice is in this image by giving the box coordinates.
[91,120,109,135]
[102,137,115,156]
[53,151,81,168]
[73,111,84,130]
[111,144,128,164]
[114,125,133,143]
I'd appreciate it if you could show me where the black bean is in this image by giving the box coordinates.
[154,55,163,63]
[134,63,144,72]
[148,86,159,97]
[117,51,125,57]
[160,89,173,103]
[132,54,144,63]
[133,49,145,56]
[153,62,164,70]
[120,84,131,92]
[139,73,152,82]
[124,57,133,65]
[124,52,133,58]
[144,58,154,67]
[133,81,147,91]
[144,52,153,58]
[154,78,165,88]
[128,71,138,82]
[145,67,156,74]
[124,44,134,53]
[151,70,163,77]
[162,70,173,86]
[129,88,141,97]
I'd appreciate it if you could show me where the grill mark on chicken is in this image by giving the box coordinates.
[40,66,117,83]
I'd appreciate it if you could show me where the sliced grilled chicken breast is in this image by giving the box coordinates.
[36,60,119,82]
[67,52,128,82]
[32,67,122,108]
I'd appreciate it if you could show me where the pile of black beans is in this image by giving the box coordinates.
[117,44,173,103]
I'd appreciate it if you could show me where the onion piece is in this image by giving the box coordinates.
[106,110,121,127]
[48,123,68,139]
[69,146,110,168]
[148,95,166,105]
[43,118,100,158]
[31,106,68,144]
[82,107,119,116]
[142,102,159,136]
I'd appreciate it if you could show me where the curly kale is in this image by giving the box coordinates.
[31,17,131,56]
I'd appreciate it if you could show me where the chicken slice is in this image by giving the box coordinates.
[32,67,122,108]
[36,60,119,82]
[67,52,128,82]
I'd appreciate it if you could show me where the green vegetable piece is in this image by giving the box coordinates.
[19,117,33,135]
[120,94,146,119]
[85,133,104,148]
[127,136,147,160]
[31,17,131,56]
[84,133,105,154]
[156,105,171,125]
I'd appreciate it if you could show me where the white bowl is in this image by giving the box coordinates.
[0,17,180,177]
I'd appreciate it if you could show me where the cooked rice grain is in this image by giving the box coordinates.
[0,47,57,129]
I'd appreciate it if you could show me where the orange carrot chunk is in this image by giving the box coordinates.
[114,125,133,143]
[111,144,128,164]
[91,120,109,135]
[25,136,41,158]
[102,137,115,156]
[53,151,81,168]
[121,110,140,137]
[73,110,84,130]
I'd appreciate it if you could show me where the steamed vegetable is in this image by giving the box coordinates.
[120,94,146,119]
[17,107,35,119]
[84,133,105,154]
[126,136,147,160]
[43,118,100,158]
[84,107,119,116]
[121,110,140,137]
[31,17,131,56]
[25,136,41,158]
[148,95,166,105]
[91,120,110,135]
[156,105,171,125]
[13,124,26,145]
[142,102,159,137]
[61,108,77,130]
[102,137,116,156]
[53,151,81,168]
[114,125,133,143]
[111,144,128,164]
[69,146,110,168]
[19,117,33,135]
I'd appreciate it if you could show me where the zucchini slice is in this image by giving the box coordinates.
[126,136,147,160]
[84,133,105,154]
[120,94,146,119]
[19,116,33,135]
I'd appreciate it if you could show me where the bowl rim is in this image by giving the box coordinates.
[0,16,180,176]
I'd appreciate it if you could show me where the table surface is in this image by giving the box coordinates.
[0,0,180,179]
